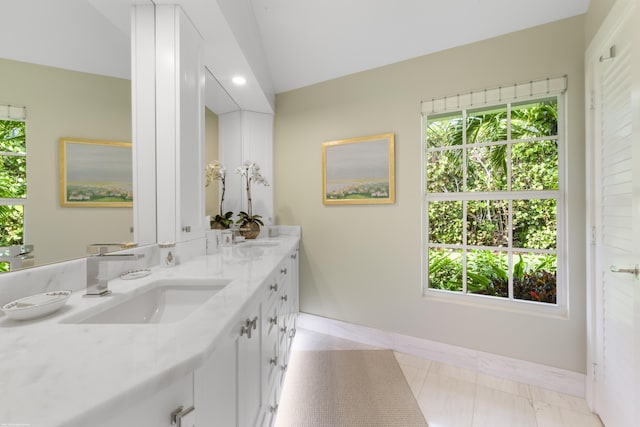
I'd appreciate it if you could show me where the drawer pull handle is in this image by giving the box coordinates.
[240,316,258,339]
[269,315,278,325]
[281,325,288,334]
[270,404,279,414]
[281,294,288,302]
[281,268,287,275]
[270,356,278,366]
[270,283,278,292]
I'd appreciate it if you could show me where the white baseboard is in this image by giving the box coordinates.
[297,312,585,398]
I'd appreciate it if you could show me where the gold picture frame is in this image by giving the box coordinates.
[322,133,395,205]
[59,138,133,207]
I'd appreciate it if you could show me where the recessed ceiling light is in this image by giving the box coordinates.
[232,76,247,85]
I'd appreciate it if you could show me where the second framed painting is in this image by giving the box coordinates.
[322,133,395,205]
[59,138,133,207]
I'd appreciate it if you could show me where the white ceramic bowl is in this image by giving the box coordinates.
[2,290,72,321]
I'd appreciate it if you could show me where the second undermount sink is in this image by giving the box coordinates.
[67,278,231,324]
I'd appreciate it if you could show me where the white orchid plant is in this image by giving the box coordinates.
[235,161,269,227]
[205,160,234,228]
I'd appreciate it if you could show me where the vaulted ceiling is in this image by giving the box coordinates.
[1,0,590,114]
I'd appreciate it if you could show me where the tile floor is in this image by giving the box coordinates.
[284,328,603,427]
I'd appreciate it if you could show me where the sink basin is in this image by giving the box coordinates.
[67,278,231,324]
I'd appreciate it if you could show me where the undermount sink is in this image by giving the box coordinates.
[67,278,231,324]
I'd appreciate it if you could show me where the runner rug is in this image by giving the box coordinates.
[275,349,428,426]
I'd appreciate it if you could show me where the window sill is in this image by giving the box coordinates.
[422,288,569,319]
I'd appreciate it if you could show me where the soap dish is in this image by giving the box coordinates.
[2,290,72,321]
[120,269,151,280]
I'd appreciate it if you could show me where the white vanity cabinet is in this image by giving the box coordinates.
[195,245,299,427]
[194,297,262,427]
[92,373,194,427]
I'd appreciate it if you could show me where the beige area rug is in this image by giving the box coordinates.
[275,349,428,427]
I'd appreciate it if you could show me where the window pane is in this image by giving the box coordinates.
[466,105,507,144]
[467,200,509,247]
[511,99,558,139]
[0,120,26,153]
[0,155,27,198]
[512,199,556,249]
[467,145,507,191]
[426,149,463,193]
[512,140,558,190]
[426,113,463,148]
[428,248,462,292]
[428,201,462,244]
[466,249,508,298]
[0,205,24,246]
[513,252,557,304]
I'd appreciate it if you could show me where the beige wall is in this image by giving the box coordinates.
[0,58,132,266]
[585,0,617,45]
[274,16,587,372]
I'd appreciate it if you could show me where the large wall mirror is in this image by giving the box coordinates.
[0,1,230,273]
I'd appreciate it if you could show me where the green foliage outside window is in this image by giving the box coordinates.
[426,99,559,304]
[1,120,26,270]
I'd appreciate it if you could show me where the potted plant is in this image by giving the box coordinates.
[205,160,234,229]
[236,161,269,239]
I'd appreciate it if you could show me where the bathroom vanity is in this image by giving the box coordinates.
[0,234,299,427]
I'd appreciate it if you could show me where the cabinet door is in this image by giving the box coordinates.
[92,373,193,427]
[194,328,237,427]
[237,302,263,427]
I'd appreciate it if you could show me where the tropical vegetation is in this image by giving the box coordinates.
[0,119,26,272]
[426,98,559,304]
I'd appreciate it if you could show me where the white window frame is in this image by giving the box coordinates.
[421,78,567,316]
[0,105,28,251]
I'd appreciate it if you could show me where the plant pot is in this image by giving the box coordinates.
[240,221,260,239]
[210,220,229,230]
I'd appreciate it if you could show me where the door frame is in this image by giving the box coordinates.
[584,0,636,414]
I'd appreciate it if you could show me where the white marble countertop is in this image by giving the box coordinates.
[0,236,299,427]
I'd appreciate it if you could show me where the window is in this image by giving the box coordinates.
[422,78,565,308]
[0,106,27,272]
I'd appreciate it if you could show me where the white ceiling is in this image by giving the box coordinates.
[0,0,590,114]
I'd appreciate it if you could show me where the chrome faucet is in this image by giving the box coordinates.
[85,246,144,297]
[0,244,34,271]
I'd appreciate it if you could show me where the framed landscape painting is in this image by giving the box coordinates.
[59,138,133,207]
[322,133,395,205]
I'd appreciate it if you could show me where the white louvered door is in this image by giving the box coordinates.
[589,0,640,425]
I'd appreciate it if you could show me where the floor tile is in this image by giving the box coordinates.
[476,372,531,399]
[533,401,604,427]
[284,329,601,427]
[416,372,475,427]
[430,360,478,383]
[529,385,592,414]
[471,384,537,427]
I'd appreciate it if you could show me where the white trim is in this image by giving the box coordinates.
[298,312,585,397]
[421,76,567,115]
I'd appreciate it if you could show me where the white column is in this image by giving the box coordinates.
[131,4,205,244]
[131,5,157,246]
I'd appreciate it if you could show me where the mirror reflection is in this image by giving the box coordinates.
[0,2,226,273]
[0,57,134,272]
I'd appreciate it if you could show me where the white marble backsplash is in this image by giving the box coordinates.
[0,244,158,307]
